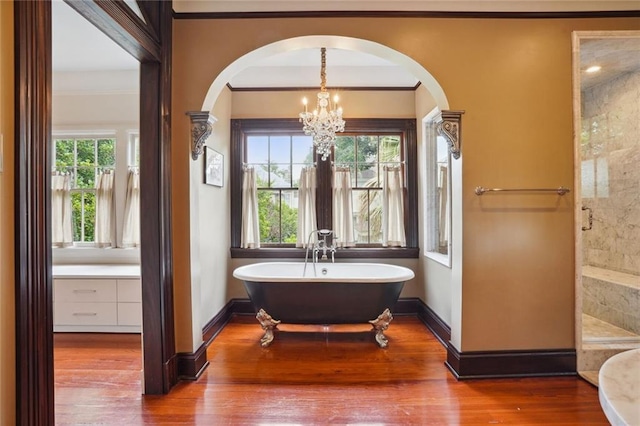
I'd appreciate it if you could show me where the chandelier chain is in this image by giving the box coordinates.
[320,47,327,92]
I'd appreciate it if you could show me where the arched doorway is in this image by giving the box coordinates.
[184,35,462,361]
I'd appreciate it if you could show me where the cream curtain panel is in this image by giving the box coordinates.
[382,165,406,247]
[95,170,114,248]
[51,173,73,247]
[122,168,140,247]
[241,167,261,249]
[332,167,355,248]
[296,166,317,248]
[438,164,450,249]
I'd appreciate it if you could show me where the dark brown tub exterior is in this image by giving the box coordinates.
[242,280,405,324]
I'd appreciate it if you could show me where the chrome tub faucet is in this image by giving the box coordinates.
[304,229,336,276]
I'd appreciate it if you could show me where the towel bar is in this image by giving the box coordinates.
[475,186,570,196]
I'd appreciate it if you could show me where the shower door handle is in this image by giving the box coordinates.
[582,206,593,231]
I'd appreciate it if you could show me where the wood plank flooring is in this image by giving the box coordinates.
[54,316,608,425]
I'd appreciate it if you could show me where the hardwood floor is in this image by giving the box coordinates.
[54,316,607,425]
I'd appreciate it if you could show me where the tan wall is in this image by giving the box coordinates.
[0,0,15,423]
[173,16,639,353]
[231,90,416,119]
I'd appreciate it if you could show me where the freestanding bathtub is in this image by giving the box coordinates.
[233,262,415,348]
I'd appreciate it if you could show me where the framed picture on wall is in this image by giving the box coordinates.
[204,146,223,187]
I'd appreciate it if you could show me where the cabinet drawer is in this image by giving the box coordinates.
[117,279,141,303]
[118,302,142,326]
[54,302,117,326]
[54,279,117,303]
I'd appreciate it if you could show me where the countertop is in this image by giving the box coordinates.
[598,348,640,426]
[52,264,141,279]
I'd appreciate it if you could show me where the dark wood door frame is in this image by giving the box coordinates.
[15,1,175,423]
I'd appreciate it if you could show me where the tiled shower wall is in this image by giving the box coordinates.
[581,70,640,276]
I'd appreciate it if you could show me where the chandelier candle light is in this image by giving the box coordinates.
[299,47,346,161]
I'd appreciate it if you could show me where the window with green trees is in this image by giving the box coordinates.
[245,134,314,245]
[53,137,116,243]
[230,118,418,258]
[333,134,402,245]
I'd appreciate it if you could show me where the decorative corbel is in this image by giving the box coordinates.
[436,110,465,160]
[186,111,217,160]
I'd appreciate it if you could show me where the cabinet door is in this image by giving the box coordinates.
[118,303,142,326]
[117,279,142,302]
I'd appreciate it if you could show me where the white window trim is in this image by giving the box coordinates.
[423,111,452,268]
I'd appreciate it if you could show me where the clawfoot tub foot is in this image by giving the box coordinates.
[256,309,281,347]
[369,308,394,348]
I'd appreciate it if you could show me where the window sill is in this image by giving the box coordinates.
[230,247,419,259]
[425,251,451,268]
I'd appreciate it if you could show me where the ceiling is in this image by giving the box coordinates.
[52,0,138,72]
[52,0,640,91]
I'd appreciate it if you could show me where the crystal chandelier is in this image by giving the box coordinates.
[299,47,345,161]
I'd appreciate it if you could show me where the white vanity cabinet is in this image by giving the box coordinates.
[52,265,141,333]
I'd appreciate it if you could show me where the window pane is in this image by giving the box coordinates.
[134,136,140,166]
[55,140,74,171]
[357,135,378,164]
[258,190,281,243]
[257,189,299,244]
[356,164,377,188]
[253,165,270,188]
[83,191,96,242]
[353,188,383,244]
[127,134,140,167]
[368,189,383,244]
[269,136,290,163]
[270,164,291,188]
[353,189,368,244]
[76,167,95,189]
[292,136,314,164]
[71,192,83,242]
[247,136,268,163]
[76,139,96,167]
[97,138,116,167]
[280,190,298,243]
[292,164,304,187]
[380,135,401,163]
[427,131,451,258]
[334,136,355,164]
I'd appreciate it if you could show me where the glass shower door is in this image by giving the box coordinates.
[577,35,640,383]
